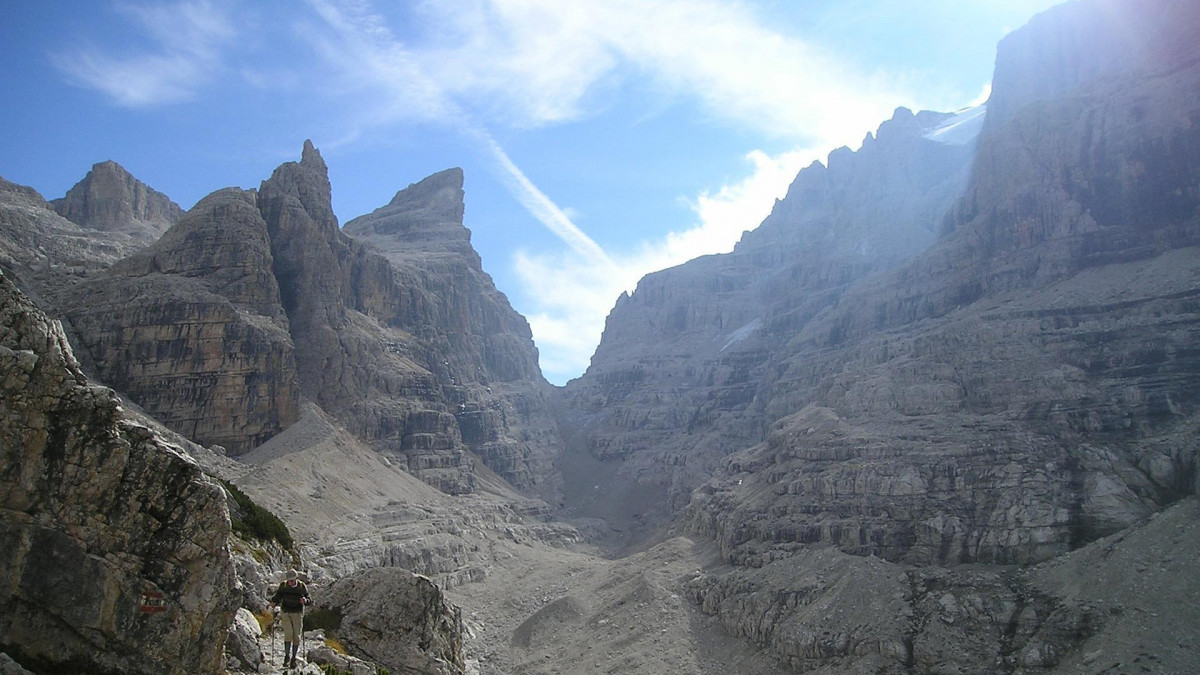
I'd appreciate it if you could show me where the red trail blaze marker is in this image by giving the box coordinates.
[140,591,167,614]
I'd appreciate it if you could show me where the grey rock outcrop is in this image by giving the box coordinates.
[685,497,1200,673]
[51,160,182,244]
[25,142,563,496]
[0,271,239,675]
[226,607,264,672]
[320,567,465,675]
[0,654,34,675]
[690,0,1200,567]
[0,177,148,313]
[59,187,302,455]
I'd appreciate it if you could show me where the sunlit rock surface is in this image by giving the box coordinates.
[0,271,239,675]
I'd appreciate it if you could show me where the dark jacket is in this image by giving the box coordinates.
[271,580,309,613]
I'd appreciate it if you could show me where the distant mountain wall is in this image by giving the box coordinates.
[557,105,980,548]
[51,160,183,244]
[1,141,563,497]
[561,0,1200,567]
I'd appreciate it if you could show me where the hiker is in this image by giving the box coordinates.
[270,569,310,667]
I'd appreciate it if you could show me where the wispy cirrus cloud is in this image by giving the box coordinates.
[512,147,821,381]
[52,0,236,106]
[50,0,925,382]
[299,0,916,381]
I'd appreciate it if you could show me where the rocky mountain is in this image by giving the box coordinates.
[343,168,562,499]
[2,0,1198,673]
[59,187,302,455]
[0,177,152,314]
[51,160,183,244]
[12,141,562,496]
[0,271,239,675]
[554,0,1200,668]
[558,101,980,549]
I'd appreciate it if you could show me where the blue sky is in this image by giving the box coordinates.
[0,0,1062,384]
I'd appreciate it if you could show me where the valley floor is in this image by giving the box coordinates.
[447,499,1200,675]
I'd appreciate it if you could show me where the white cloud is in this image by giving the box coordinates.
[52,0,235,106]
[518,146,825,384]
[411,0,911,141]
[294,1,920,382]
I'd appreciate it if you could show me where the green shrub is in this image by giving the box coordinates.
[303,607,343,632]
[220,480,294,550]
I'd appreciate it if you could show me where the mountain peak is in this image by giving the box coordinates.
[49,159,182,242]
[388,167,464,206]
[344,168,470,255]
[301,139,325,171]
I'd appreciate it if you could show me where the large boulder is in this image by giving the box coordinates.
[0,271,240,675]
[320,567,465,675]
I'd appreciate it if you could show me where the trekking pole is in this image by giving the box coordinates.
[272,607,281,668]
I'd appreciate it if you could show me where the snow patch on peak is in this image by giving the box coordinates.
[924,104,987,145]
[720,318,762,352]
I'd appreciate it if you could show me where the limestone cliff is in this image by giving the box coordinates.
[0,271,239,675]
[20,142,562,496]
[558,104,979,548]
[344,168,562,497]
[59,187,302,455]
[549,1,1200,669]
[564,0,1200,571]
[0,177,148,314]
[257,143,551,494]
[51,160,182,244]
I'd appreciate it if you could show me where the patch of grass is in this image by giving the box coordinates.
[324,635,348,655]
[220,479,295,550]
[253,609,276,633]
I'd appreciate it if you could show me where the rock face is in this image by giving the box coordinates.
[687,499,1200,673]
[19,143,562,495]
[0,271,239,675]
[59,187,302,455]
[344,168,562,497]
[558,104,979,548]
[553,0,1200,667]
[51,160,182,244]
[0,177,149,314]
[321,567,465,675]
[564,0,1200,563]
[251,143,560,494]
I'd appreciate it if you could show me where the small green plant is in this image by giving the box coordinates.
[376,668,390,675]
[220,480,295,550]
[303,607,343,632]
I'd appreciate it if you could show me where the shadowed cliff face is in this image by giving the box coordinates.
[344,168,562,498]
[60,188,302,456]
[562,0,1200,564]
[0,271,239,675]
